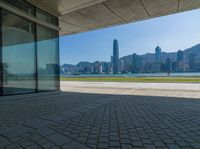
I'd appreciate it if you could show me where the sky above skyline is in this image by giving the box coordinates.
[60,8,200,65]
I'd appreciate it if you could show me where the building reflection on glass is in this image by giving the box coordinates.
[1,9,59,95]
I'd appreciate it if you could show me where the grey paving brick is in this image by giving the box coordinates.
[63,141,90,149]
[144,145,156,149]
[99,137,109,143]
[26,144,42,149]
[176,141,190,147]
[5,143,22,149]
[109,141,120,147]
[87,139,98,144]
[97,142,109,149]
[153,141,166,147]
[121,144,133,149]
[132,141,143,147]
[0,92,200,148]
[41,142,57,148]
[19,139,35,148]
[36,127,55,137]
[190,143,200,149]
[166,144,181,149]
[46,133,72,146]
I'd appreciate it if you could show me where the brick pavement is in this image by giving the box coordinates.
[0,92,200,149]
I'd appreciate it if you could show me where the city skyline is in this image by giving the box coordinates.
[60,43,199,65]
[60,8,200,65]
[60,41,200,75]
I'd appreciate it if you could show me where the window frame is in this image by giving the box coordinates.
[0,5,59,96]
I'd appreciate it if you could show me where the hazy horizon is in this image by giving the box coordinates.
[60,8,200,65]
[61,43,200,66]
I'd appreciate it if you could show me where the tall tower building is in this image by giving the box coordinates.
[132,53,138,73]
[177,50,184,71]
[188,53,196,71]
[113,39,119,74]
[165,58,172,72]
[155,46,161,62]
[177,50,184,62]
[132,53,142,73]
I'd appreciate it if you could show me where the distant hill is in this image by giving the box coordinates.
[184,44,200,55]
[120,44,200,64]
[61,43,200,67]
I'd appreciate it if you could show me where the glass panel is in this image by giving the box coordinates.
[37,25,59,91]
[36,8,58,26]
[2,10,36,95]
[1,0,35,15]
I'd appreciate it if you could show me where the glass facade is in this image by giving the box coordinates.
[1,0,35,15]
[0,1,59,96]
[2,10,36,95]
[36,9,58,26]
[37,25,59,91]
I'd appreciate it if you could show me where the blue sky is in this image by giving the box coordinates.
[60,9,200,65]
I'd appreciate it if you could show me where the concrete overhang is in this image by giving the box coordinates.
[28,0,200,35]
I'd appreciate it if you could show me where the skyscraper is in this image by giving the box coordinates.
[132,53,141,73]
[165,58,172,72]
[155,46,162,62]
[113,39,119,74]
[188,53,196,71]
[119,59,125,72]
[177,50,184,71]
[177,50,184,62]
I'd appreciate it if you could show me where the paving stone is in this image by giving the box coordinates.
[41,142,57,148]
[121,144,133,149]
[77,136,87,142]
[26,144,42,149]
[35,138,48,145]
[141,139,152,144]
[109,141,120,147]
[46,133,72,146]
[110,135,119,141]
[144,145,156,149]
[36,127,55,137]
[132,147,145,149]
[120,138,131,144]
[5,143,23,149]
[153,141,165,147]
[87,139,98,144]
[190,143,200,149]
[99,137,109,143]
[176,141,190,147]
[132,141,143,147]
[97,142,109,149]
[19,139,35,148]
[0,140,10,147]
[63,141,90,149]
[0,92,200,148]
[163,138,174,144]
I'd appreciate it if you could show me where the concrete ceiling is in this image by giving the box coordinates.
[29,0,200,35]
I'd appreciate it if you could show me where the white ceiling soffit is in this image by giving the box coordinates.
[28,0,107,16]
[28,0,200,35]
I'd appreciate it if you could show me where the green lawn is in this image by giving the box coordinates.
[60,76,200,83]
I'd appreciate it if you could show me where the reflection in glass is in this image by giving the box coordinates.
[1,0,35,15]
[37,25,59,91]
[2,11,36,95]
[36,9,58,26]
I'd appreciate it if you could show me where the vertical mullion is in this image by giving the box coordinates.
[0,8,3,96]
[35,23,38,93]
[34,8,38,93]
[57,33,60,91]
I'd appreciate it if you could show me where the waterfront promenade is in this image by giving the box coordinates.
[61,81,200,99]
